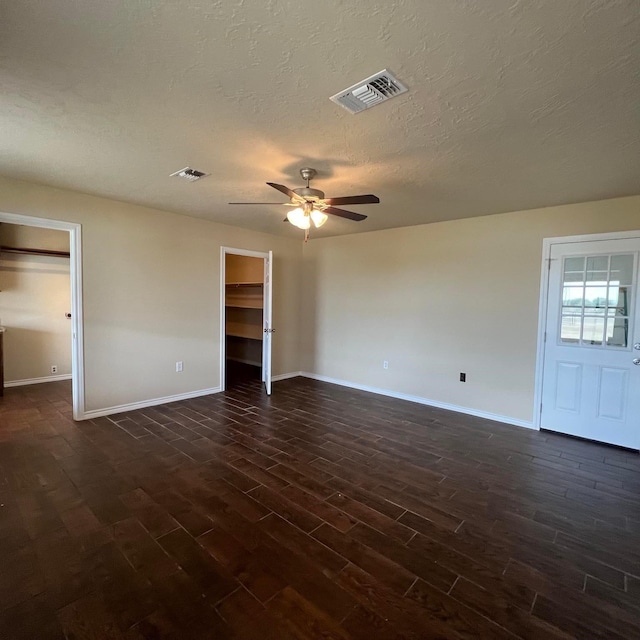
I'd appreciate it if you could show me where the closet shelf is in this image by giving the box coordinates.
[226,323,263,340]
[0,245,70,258]
[225,302,263,309]
[226,282,263,287]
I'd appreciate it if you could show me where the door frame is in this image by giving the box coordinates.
[0,211,85,420]
[220,246,271,391]
[533,229,640,430]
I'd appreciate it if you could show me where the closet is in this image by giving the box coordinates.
[224,254,264,385]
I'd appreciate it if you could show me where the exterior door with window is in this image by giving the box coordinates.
[540,237,640,449]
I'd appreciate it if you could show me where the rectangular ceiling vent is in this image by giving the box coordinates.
[330,69,408,114]
[170,167,210,182]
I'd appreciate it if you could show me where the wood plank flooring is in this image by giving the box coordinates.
[1,377,640,639]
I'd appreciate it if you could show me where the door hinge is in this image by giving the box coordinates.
[544,332,547,343]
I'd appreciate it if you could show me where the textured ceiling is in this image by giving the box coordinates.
[1,0,639,238]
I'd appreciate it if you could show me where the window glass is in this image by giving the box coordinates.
[559,254,634,348]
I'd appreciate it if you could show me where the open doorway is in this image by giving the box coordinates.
[0,223,72,394]
[0,212,84,419]
[221,247,273,394]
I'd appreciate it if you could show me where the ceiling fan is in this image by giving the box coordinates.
[229,167,379,240]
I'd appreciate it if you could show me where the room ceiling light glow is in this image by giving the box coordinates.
[286,203,328,230]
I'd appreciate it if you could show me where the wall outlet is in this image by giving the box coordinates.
[176,361,183,373]
[383,360,389,370]
[51,365,58,374]
[459,372,466,382]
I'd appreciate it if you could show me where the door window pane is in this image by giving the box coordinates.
[563,257,585,282]
[562,286,583,307]
[584,286,608,308]
[559,253,634,348]
[608,285,629,312]
[562,306,582,316]
[610,255,634,285]
[586,256,609,282]
[582,316,605,345]
[560,315,581,343]
[606,316,629,347]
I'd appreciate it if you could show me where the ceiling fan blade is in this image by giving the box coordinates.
[323,206,367,222]
[266,182,299,200]
[228,202,286,205]
[322,194,380,206]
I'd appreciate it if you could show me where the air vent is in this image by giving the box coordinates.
[330,69,408,114]
[170,167,210,182]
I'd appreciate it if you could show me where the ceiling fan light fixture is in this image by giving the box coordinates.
[310,209,328,228]
[287,207,310,229]
[231,167,376,239]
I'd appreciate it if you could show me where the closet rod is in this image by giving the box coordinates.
[0,245,70,258]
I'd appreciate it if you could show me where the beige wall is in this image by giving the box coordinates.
[301,196,640,423]
[0,176,303,412]
[2,172,639,425]
[0,225,72,382]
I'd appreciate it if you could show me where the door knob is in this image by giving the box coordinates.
[634,343,640,350]
[633,358,640,366]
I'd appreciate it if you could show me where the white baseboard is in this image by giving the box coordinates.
[5,373,72,387]
[78,371,533,431]
[272,371,302,382]
[81,386,222,420]
[300,372,536,430]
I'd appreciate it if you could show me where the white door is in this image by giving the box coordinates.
[541,237,640,449]
[262,251,273,395]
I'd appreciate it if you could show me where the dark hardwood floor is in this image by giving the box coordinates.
[1,377,639,639]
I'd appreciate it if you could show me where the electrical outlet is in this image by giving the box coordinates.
[176,361,183,373]
[383,360,389,370]
[51,365,58,374]
[459,372,466,382]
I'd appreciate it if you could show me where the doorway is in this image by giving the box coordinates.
[536,231,640,449]
[0,211,84,419]
[221,247,273,395]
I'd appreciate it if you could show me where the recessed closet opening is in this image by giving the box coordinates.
[0,223,72,398]
[221,248,273,394]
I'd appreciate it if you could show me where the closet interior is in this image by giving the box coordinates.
[224,254,264,386]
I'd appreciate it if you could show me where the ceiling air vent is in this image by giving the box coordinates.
[170,167,210,182]
[330,69,408,114]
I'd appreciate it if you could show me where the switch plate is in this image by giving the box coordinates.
[459,372,466,382]
[176,361,183,372]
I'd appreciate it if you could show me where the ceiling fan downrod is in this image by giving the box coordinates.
[299,167,317,188]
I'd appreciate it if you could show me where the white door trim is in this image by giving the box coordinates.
[220,246,270,391]
[0,211,85,420]
[533,229,640,430]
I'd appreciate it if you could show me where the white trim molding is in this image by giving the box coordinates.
[82,387,222,420]
[300,372,535,430]
[0,211,85,420]
[272,371,302,382]
[5,374,72,387]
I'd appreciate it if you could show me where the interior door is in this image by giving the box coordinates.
[262,251,273,395]
[541,237,640,449]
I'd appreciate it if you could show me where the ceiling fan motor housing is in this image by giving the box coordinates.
[293,187,325,200]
